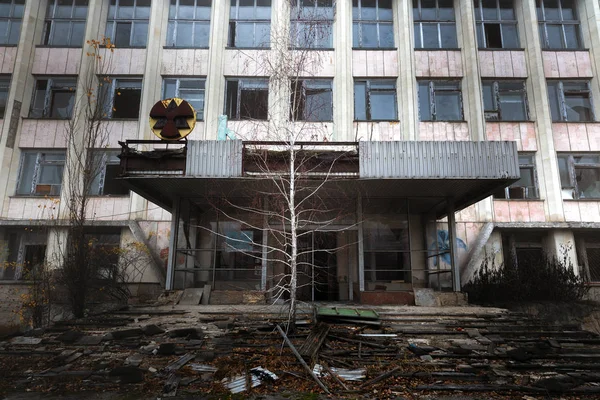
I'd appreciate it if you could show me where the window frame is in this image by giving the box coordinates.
[100,77,143,119]
[290,78,333,122]
[547,80,594,122]
[352,0,394,49]
[354,79,398,121]
[0,0,24,46]
[576,235,600,283]
[537,0,582,50]
[166,0,211,48]
[474,0,520,49]
[482,79,529,121]
[413,0,458,49]
[29,77,77,119]
[16,150,66,197]
[494,153,539,199]
[224,78,269,121]
[228,0,272,49]
[105,0,151,48]
[162,77,206,120]
[0,75,10,119]
[558,153,600,199]
[290,0,334,49]
[418,80,463,121]
[42,0,89,47]
[90,151,129,196]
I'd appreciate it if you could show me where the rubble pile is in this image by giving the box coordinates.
[1,304,600,399]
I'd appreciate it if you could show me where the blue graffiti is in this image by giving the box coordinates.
[430,230,467,266]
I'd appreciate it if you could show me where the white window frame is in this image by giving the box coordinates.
[0,0,24,45]
[42,0,88,47]
[548,80,594,122]
[166,0,211,48]
[494,153,539,199]
[537,0,582,50]
[229,0,272,49]
[474,0,519,49]
[413,0,457,49]
[290,0,334,49]
[105,0,151,48]
[29,77,77,119]
[290,79,333,122]
[101,77,143,119]
[352,0,394,49]
[418,80,463,121]
[162,77,206,120]
[482,80,529,121]
[558,153,600,199]
[16,151,66,196]
[225,78,269,120]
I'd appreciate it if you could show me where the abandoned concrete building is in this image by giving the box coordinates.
[0,0,599,316]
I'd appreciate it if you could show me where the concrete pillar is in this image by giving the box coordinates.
[203,0,230,140]
[267,0,290,132]
[456,0,485,141]
[579,0,600,117]
[333,0,353,141]
[395,0,418,140]
[447,201,460,291]
[516,0,565,222]
[547,229,578,274]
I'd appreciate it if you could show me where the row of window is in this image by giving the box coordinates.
[0,74,593,123]
[0,0,585,51]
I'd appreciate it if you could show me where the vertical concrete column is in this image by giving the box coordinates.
[203,0,230,140]
[333,0,353,141]
[516,0,565,221]
[268,0,290,131]
[580,0,600,117]
[395,0,418,140]
[0,0,47,215]
[546,230,578,274]
[447,201,461,291]
[456,0,485,141]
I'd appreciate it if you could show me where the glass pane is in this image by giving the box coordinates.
[379,0,393,20]
[17,153,37,195]
[51,21,71,46]
[39,164,64,185]
[70,21,86,47]
[238,0,254,19]
[31,80,48,118]
[169,0,176,18]
[305,90,332,121]
[234,22,254,47]
[256,0,271,19]
[438,0,455,20]
[175,22,193,46]
[561,0,576,20]
[50,91,74,118]
[194,21,210,47]
[558,156,570,186]
[131,22,148,46]
[360,22,378,48]
[13,0,24,18]
[114,22,132,47]
[542,0,560,20]
[0,86,7,118]
[574,155,600,164]
[514,167,534,188]
[134,0,151,19]
[361,0,377,20]
[352,22,360,47]
[0,0,10,17]
[482,82,495,111]
[166,21,176,46]
[180,79,205,90]
[370,92,396,120]
[354,82,367,120]
[379,23,394,47]
[370,80,395,89]
[254,22,270,47]
[499,93,527,120]
[545,24,564,49]
[547,81,562,121]
[482,0,498,20]
[0,20,8,44]
[563,82,588,91]
[418,81,431,120]
[56,0,73,18]
[178,0,195,19]
[476,23,484,47]
[499,0,515,20]
[113,87,141,118]
[420,0,437,20]
[163,79,177,98]
[501,24,519,48]
[565,93,593,121]
[414,23,421,48]
[421,23,439,48]
[74,0,89,18]
[563,24,580,49]
[8,20,20,45]
[576,168,600,198]
[440,23,457,48]
[197,0,212,19]
[117,0,134,18]
[435,91,462,120]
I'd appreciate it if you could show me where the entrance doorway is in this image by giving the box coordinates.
[296,231,339,301]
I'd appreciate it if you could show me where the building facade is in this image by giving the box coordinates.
[0,0,599,308]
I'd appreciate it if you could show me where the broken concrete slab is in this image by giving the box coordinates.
[414,289,437,307]
[11,337,43,345]
[75,335,103,346]
[201,285,211,305]
[167,328,201,339]
[55,330,83,344]
[141,324,165,336]
[110,328,144,340]
[178,288,203,306]
[125,354,144,367]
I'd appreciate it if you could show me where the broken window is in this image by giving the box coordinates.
[228,0,271,48]
[29,77,77,119]
[482,80,528,121]
[494,154,539,199]
[100,77,143,119]
[0,229,47,280]
[502,231,545,271]
[474,0,519,49]
[0,0,24,45]
[354,79,397,121]
[576,234,600,282]
[558,154,600,199]
[83,228,122,280]
[0,76,10,118]
[290,0,334,49]
[90,152,129,196]
[16,151,66,196]
[216,222,263,281]
[290,79,333,121]
[547,80,594,122]
[413,0,457,49]
[225,78,269,120]
[537,0,581,49]
[352,0,394,49]
[163,77,205,120]
[167,0,211,48]
[105,0,151,47]
[418,80,463,121]
[42,0,88,47]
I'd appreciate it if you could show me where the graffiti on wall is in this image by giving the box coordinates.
[430,230,467,266]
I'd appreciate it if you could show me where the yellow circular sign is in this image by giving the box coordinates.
[149,98,196,140]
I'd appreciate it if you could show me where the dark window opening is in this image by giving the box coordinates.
[494,154,538,199]
[291,79,333,121]
[225,79,269,120]
[484,23,502,48]
[547,80,593,122]
[418,80,463,121]
[558,154,600,199]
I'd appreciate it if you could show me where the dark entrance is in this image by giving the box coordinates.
[296,231,339,301]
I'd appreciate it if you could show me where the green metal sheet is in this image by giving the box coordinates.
[317,307,379,320]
